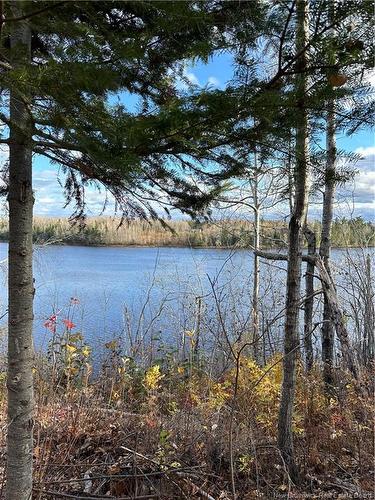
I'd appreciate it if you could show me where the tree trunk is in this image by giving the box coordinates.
[320,99,336,388]
[254,250,360,381]
[252,156,260,363]
[303,225,316,371]
[320,0,336,390]
[194,295,202,363]
[252,210,260,362]
[363,254,374,365]
[277,0,310,483]
[315,257,359,380]
[6,7,34,500]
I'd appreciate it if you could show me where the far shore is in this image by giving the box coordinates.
[0,216,373,249]
[0,239,372,251]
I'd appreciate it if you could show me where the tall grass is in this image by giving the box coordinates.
[0,216,373,247]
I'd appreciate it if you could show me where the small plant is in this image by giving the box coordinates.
[144,364,164,391]
[238,454,253,473]
[43,298,92,388]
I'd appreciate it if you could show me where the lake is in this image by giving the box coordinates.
[0,243,370,361]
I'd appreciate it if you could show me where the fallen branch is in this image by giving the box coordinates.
[254,249,360,381]
[254,249,317,264]
[315,257,360,380]
[180,477,216,500]
[44,466,202,485]
[33,490,158,500]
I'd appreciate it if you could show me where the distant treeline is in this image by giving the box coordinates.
[0,216,373,248]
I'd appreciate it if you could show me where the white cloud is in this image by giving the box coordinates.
[38,196,58,204]
[173,65,200,90]
[0,144,8,163]
[335,154,375,218]
[353,171,375,203]
[26,151,375,221]
[185,70,199,86]
[175,66,221,90]
[207,76,220,87]
[355,146,375,157]
[364,69,375,87]
[32,168,117,217]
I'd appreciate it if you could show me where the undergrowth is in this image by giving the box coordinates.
[0,313,373,499]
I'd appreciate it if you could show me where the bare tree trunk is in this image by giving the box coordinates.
[252,155,260,363]
[254,248,361,381]
[315,257,359,380]
[363,254,374,365]
[320,1,336,390]
[320,99,336,388]
[6,7,34,500]
[277,0,310,482]
[287,138,294,213]
[252,210,260,362]
[303,225,316,371]
[194,295,202,363]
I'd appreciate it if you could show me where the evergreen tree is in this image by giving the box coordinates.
[0,1,267,496]
[0,0,373,494]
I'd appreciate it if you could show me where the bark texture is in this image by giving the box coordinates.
[363,255,374,365]
[303,225,316,371]
[277,0,310,483]
[252,209,260,362]
[254,249,316,264]
[252,160,260,363]
[320,98,336,388]
[315,257,359,381]
[6,6,34,499]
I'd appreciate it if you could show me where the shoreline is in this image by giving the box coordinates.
[0,239,373,251]
[0,217,373,250]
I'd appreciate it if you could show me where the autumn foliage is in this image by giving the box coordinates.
[0,323,372,498]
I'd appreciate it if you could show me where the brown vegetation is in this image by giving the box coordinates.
[0,345,373,499]
[0,216,372,249]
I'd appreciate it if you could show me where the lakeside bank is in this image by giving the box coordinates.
[0,216,373,248]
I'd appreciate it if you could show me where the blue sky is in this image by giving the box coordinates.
[14,55,375,220]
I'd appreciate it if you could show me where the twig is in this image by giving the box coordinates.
[44,466,202,485]
[33,490,158,500]
[180,477,216,500]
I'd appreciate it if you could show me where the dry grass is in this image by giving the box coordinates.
[0,216,372,248]
[3,216,291,247]
[0,352,373,499]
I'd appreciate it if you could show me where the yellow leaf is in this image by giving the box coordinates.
[112,391,120,401]
[143,364,164,390]
[105,340,118,350]
[66,344,77,353]
[66,366,79,376]
[81,346,91,357]
[69,333,83,342]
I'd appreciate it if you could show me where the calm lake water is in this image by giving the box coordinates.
[0,243,370,358]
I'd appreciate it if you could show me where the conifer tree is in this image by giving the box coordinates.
[0,1,373,494]
[0,1,266,497]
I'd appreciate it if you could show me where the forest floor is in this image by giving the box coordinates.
[0,352,373,499]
